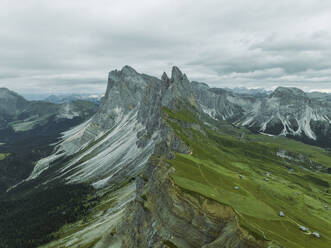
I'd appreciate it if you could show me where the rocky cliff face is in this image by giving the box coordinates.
[28,66,196,188]
[112,158,264,248]
[192,83,331,146]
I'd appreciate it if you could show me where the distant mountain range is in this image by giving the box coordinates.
[0,88,99,132]
[220,86,331,101]
[193,83,331,147]
[44,93,103,104]
[224,86,271,97]
[307,91,331,101]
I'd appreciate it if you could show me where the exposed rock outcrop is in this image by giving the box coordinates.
[191,83,331,146]
[112,158,264,248]
[28,66,195,188]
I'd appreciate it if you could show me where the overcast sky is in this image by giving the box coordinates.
[1,0,331,96]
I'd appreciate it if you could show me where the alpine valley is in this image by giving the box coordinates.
[0,67,330,248]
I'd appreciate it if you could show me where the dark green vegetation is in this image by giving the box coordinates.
[0,90,98,194]
[0,184,95,248]
[0,116,87,194]
[164,107,331,248]
[0,99,99,247]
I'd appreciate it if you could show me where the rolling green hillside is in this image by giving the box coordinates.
[164,107,331,248]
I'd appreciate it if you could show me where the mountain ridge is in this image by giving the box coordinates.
[0,87,99,131]
[191,81,331,146]
[27,65,195,188]
[1,66,331,248]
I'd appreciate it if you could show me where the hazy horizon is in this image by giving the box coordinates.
[3,75,331,101]
[1,0,331,94]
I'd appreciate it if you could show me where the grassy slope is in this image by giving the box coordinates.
[164,107,331,248]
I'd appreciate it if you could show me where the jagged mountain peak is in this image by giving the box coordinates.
[171,66,184,81]
[121,65,138,75]
[105,66,151,105]
[105,65,195,111]
[107,65,190,94]
[161,66,195,108]
[28,65,198,187]
[161,71,169,82]
[108,65,140,81]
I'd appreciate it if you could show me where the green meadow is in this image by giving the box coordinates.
[164,107,331,248]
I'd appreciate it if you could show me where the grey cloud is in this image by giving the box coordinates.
[250,33,331,52]
[1,0,331,94]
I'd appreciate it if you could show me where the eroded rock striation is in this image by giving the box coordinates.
[191,83,331,146]
[113,159,264,248]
